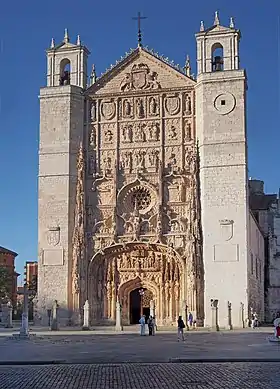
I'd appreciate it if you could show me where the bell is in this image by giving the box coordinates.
[212,55,223,72]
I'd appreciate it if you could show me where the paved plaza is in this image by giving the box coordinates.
[0,328,279,364]
[1,362,280,388]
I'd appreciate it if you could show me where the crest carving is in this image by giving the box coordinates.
[219,219,234,241]
[101,100,116,120]
[120,63,161,91]
[47,227,60,246]
[165,94,180,116]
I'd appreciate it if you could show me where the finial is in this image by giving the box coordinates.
[90,64,96,85]
[214,11,220,26]
[230,17,235,28]
[200,20,205,32]
[50,38,55,49]
[64,28,69,43]
[76,35,81,45]
[185,55,191,77]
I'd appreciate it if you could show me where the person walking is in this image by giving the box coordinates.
[147,316,154,336]
[177,315,185,341]
[139,315,146,336]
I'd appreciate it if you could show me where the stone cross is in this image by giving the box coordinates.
[239,302,245,328]
[210,299,219,331]
[51,300,59,331]
[82,300,90,330]
[115,300,123,331]
[5,301,13,328]
[227,301,233,330]
[19,283,30,337]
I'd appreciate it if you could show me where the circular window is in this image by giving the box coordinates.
[214,92,236,115]
[131,188,152,210]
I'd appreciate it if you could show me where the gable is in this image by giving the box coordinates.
[86,48,195,96]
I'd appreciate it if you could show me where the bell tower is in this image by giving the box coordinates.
[38,30,90,324]
[46,29,89,88]
[195,12,249,328]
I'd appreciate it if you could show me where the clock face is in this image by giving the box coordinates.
[214,92,236,115]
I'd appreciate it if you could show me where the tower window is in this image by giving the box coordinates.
[211,43,224,72]
[221,100,226,106]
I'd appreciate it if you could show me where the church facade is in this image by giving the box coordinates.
[37,13,264,328]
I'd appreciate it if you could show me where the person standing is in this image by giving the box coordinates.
[139,315,146,336]
[177,315,185,341]
[188,312,193,327]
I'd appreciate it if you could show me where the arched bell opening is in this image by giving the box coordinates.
[59,58,71,85]
[211,43,224,72]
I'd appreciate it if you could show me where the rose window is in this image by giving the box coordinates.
[131,188,151,210]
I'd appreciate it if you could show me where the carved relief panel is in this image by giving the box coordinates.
[100,123,116,147]
[165,118,181,143]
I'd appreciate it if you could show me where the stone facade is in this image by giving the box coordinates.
[37,13,262,327]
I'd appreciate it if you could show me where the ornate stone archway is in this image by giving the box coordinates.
[88,242,186,325]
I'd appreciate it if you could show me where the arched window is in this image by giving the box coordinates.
[211,43,224,72]
[59,58,71,85]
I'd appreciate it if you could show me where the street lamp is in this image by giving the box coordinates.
[139,288,145,317]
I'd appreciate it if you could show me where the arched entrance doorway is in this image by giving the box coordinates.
[88,242,188,326]
[129,288,153,324]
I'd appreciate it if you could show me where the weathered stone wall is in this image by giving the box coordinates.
[195,69,249,328]
[248,213,265,322]
[38,85,84,324]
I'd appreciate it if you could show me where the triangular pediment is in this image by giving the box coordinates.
[86,47,195,96]
[197,24,240,36]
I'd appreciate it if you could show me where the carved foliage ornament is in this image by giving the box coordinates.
[120,63,161,92]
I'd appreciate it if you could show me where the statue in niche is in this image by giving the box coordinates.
[148,150,158,167]
[168,125,177,140]
[90,101,96,121]
[123,100,131,117]
[136,98,145,118]
[134,124,144,142]
[89,126,96,147]
[147,252,155,267]
[104,129,113,143]
[122,152,131,169]
[103,155,112,172]
[168,153,177,169]
[149,97,158,115]
[148,123,158,141]
[185,122,192,141]
[135,150,145,169]
[122,125,131,142]
[185,95,192,115]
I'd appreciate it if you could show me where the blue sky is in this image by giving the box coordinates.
[0,0,279,278]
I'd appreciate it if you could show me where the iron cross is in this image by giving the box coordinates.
[132,12,147,47]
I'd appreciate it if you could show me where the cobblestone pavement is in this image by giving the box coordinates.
[0,331,280,363]
[0,362,280,388]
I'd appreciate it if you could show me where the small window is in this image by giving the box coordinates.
[221,100,226,106]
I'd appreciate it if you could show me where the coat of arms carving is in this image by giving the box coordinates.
[165,94,180,116]
[120,63,161,91]
[219,219,234,241]
[47,227,60,246]
[101,100,116,120]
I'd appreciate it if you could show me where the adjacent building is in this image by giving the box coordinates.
[249,179,280,322]
[0,246,19,306]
